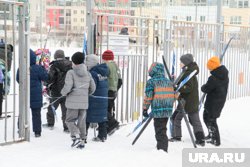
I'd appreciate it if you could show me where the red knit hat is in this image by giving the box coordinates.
[102,50,114,61]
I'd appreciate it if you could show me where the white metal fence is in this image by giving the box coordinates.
[0,0,30,145]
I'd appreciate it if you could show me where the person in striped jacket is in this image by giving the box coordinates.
[142,62,176,153]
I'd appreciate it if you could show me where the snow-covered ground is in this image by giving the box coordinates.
[0,96,250,167]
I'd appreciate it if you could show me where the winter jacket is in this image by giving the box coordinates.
[143,63,175,118]
[0,44,13,94]
[87,63,109,123]
[17,49,48,109]
[105,61,121,91]
[46,58,72,96]
[0,44,13,71]
[201,65,229,118]
[178,62,199,113]
[61,64,96,109]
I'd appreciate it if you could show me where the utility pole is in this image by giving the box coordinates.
[86,0,94,54]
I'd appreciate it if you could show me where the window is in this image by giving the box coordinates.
[59,17,64,24]
[238,1,243,8]
[81,18,84,22]
[73,26,77,30]
[200,16,205,22]
[244,1,249,7]
[230,16,242,24]
[81,10,84,14]
[186,16,192,21]
[60,10,64,15]
[172,16,178,20]
[73,18,77,22]
[74,10,77,14]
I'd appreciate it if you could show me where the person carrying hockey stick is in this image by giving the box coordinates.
[61,52,96,149]
[142,62,176,152]
[170,54,205,146]
[202,56,229,146]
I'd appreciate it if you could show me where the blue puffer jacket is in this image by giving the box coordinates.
[87,63,109,123]
[17,49,48,109]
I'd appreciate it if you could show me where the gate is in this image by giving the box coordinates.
[0,0,30,145]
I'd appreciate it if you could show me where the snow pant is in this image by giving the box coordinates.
[46,97,67,130]
[0,83,3,117]
[203,109,220,145]
[154,117,168,152]
[65,109,87,139]
[31,108,42,134]
[86,121,107,139]
[172,110,204,141]
[107,90,119,132]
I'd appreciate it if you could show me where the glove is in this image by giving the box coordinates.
[143,110,149,118]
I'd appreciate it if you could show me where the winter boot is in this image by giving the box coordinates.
[92,136,106,142]
[76,139,85,149]
[71,135,81,147]
[195,132,205,147]
[169,137,181,142]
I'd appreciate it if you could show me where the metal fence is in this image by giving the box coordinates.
[0,0,30,145]
[95,13,250,124]
[165,20,250,100]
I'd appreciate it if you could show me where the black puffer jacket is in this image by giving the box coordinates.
[47,59,72,96]
[201,65,229,118]
[178,62,199,113]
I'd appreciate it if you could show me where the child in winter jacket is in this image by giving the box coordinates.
[17,49,48,137]
[170,54,205,146]
[142,62,175,152]
[202,56,229,146]
[61,52,96,149]
[85,54,109,142]
[45,49,72,132]
[101,50,122,134]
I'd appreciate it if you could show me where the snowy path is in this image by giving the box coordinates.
[0,97,250,167]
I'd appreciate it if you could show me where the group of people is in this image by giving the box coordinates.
[23,49,121,149]
[0,45,229,152]
[142,53,229,153]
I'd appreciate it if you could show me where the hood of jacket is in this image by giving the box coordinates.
[211,65,228,80]
[72,64,88,77]
[148,62,165,78]
[91,63,109,77]
[30,49,37,66]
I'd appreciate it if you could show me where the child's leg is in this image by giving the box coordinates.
[207,118,220,146]
[65,109,80,137]
[188,112,205,143]
[31,108,42,135]
[173,111,184,138]
[60,98,68,130]
[98,122,107,140]
[154,118,168,152]
[78,109,87,140]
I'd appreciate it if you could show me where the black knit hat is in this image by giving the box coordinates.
[180,53,194,66]
[72,52,85,65]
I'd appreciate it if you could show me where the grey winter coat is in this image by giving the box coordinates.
[61,64,96,109]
